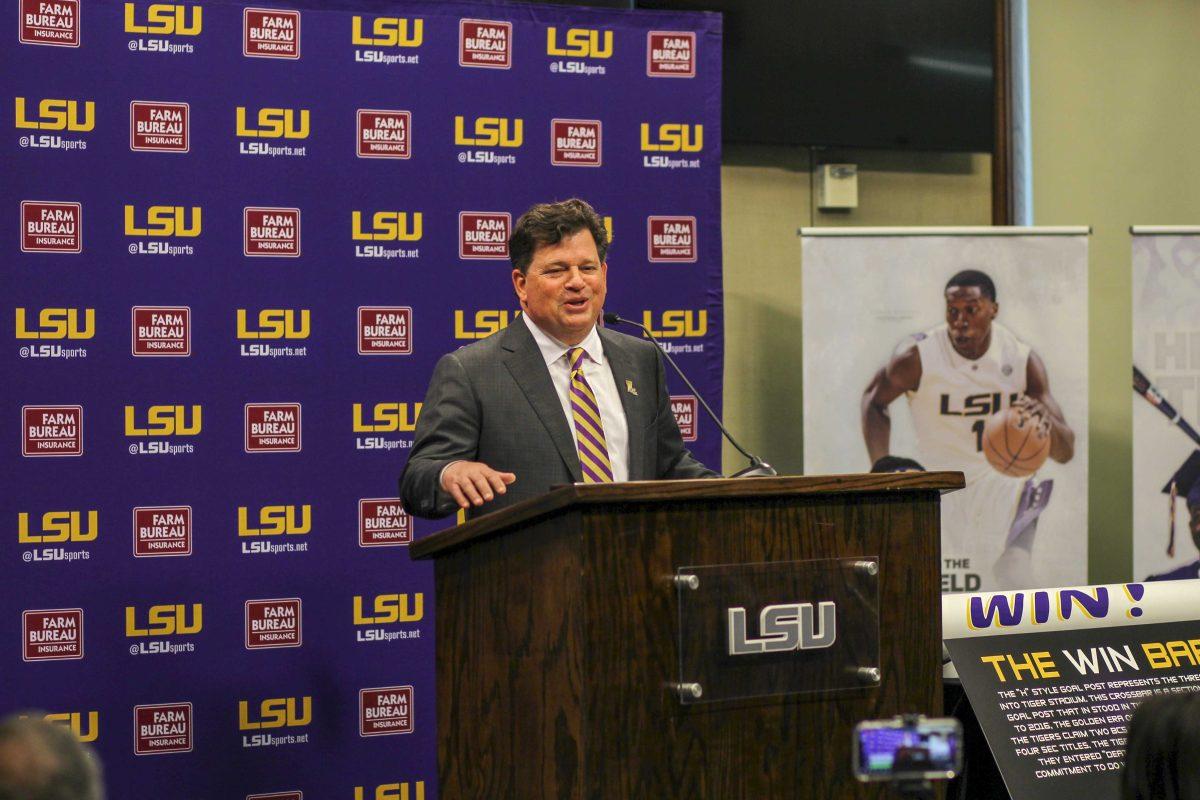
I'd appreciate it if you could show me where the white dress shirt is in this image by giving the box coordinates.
[521,312,630,482]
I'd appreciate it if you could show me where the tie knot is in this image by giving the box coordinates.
[568,347,586,372]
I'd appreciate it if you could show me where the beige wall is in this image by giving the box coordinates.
[720,147,991,477]
[1029,0,1200,583]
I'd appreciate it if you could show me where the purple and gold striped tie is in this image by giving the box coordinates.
[568,347,614,483]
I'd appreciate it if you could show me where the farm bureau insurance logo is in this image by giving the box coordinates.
[354,592,423,643]
[647,216,697,262]
[359,499,412,547]
[358,307,412,355]
[23,608,83,661]
[245,403,301,452]
[551,119,601,167]
[239,695,311,748]
[19,508,96,564]
[20,0,79,46]
[459,212,509,259]
[670,395,698,441]
[359,686,413,735]
[244,8,299,59]
[237,309,309,359]
[124,404,201,456]
[22,405,82,456]
[130,101,189,152]
[21,201,80,253]
[125,602,202,656]
[131,307,190,356]
[546,26,611,76]
[15,97,92,151]
[244,208,300,256]
[647,31,695,77]
[133,702,192,755]
[124,3,200,55]
[124,205,199,257]
[353,402,421,452]
[238,503,310,556]
[352,211,421,260]
[352,15,421,66]
[357,110,410,158]
[16,306,92,361]
[133,506,192,557]
[236,106,308,157]
[459,19,510,68]
[245,598,302,649]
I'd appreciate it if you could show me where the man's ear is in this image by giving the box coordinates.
[512,268,526,303]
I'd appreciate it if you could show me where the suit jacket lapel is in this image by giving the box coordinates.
[500,321,582,482]
[599,327,647,480]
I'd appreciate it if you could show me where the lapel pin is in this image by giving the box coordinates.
[625,379,638,396]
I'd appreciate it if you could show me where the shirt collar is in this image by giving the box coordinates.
[522,312,604,368]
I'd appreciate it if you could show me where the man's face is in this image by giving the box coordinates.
[944,285,997,359]
[512,229,607,346]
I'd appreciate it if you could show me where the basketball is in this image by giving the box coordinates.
[982,404,1051,477]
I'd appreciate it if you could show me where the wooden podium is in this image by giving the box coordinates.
[410,472,963,799]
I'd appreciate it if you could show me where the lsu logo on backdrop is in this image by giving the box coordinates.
[358,307,412,355]
[131,307,191,356]
[459,19,510,69]
[641,123,703,152]
[248,794,302,800]
[245,598,302,649]
[551,119,601,167]
[129,101,189,152]
[19,509,97,543]
[546,27,612,59]
[133,702,192,755]
[22,405,82,457]
[647,31,695,77]
[244,207,300,257]
[670,396,698,441]
[244,8,300,59]
[238,504,311,537]
[458,212,509,259]
[124,3,201,35]
[454,115,522,148]
[245,403,302,453]
[124,205,201,237]
[16,307,94,340]
[359,686,413,736]
[237,309,310,340]
[23,608,83,661]
[15,97,93,130]
[352,211,422,240]
[354,785,426,800]
[642,310,707,338]
[357,110,410,159]
[352,403,422,431]
[647,216,697,262]
[40,711,99,742]
[124,405,202,437]
[353,593,423,624]
[239,696,311,747]
[132,506,192,557]
[236,106,309,139]
[125,603,203,637]
[20,0,80,46]
[359,499,412,547]
[454,309,518,340]
[352,15,422,66]
[20,201,80,253]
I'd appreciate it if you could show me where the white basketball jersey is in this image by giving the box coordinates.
[905,322,1031,484]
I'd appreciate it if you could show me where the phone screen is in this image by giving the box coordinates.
[853,717,962,781]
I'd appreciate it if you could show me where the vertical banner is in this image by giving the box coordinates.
[801,228,1088,593]
[1131,227,1200,581]
[1,2,723,797]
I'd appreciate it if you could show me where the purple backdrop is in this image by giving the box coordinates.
[3,1,722,796]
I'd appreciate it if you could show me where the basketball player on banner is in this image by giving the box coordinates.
[862,270,1075,590]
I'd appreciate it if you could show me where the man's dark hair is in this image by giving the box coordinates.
[509,198,609,275]
[870,455,926,474]
[945,269,996,302]
[0,715,104,800]
[1121,691,1200,800]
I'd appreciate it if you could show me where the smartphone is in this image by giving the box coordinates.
[853,716,963,782]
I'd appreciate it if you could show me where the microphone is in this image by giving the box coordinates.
[603,312,776,478]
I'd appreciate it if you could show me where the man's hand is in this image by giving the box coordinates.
[440,461,516,509]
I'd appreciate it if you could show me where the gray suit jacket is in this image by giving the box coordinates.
[399,319,717,519]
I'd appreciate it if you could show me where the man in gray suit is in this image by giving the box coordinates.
[400,198,716,519]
